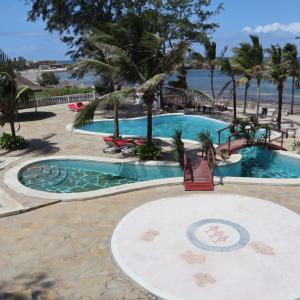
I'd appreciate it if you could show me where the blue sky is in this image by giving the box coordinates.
[1,0,300,60]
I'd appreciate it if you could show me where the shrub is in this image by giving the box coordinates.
[136,142,162,160]
[0,133,27,150]
[172,129,185,169]
[34,86,94,98]
[37,72,60,86]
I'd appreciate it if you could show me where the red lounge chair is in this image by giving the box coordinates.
[68,102,85,112]
[103,137,136,154]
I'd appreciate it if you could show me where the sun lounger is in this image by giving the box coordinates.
[68,102,85,112]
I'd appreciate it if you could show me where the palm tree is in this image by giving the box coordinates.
[73,18,187,144]
[0,50,33,137]
[248,36,265,119]
[193,38,227,100]
[218,58,241,120]
[233,43,253,114]
[266,45,289,130]
[283,43,299,115]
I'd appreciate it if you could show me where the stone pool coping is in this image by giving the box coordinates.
[66,112,282,145]
[4,155,183,201]
[4,151,300,203]
[0,188,25,218]
[0,156,22,170]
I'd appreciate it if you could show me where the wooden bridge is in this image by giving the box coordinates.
[183,148,215,191]
[216,125,286,154]
[183,124,286,192]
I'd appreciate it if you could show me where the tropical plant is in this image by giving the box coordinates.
[198,130,214,157]
[233,43,254,114]
[0,133,27,150]
[0,50,33,141]
[136,142,162,160]
[248,36,264,119]
[283,43,299,115]
[266,45,289,130]
[218,58,241,120]
[193,39,227,100]
[72,18,188,144]
[172,129,185,169]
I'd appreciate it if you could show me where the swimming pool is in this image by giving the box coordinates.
[215,146,300,179]
[77,114,229,144]
[18,159,183,193]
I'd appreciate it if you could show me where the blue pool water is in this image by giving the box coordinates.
[18,160,182,193]
[79,114,229,144]
[215,146,300,179]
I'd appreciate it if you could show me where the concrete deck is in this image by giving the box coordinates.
[0,103,299,299]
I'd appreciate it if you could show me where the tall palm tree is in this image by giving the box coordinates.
[73,18,187,144]
[233,43,253,114]
[283,43,299,115]
[248,36,265,119]
[218,58,241,120]
[266,45,289,130]
[237,36,264,118]
[193,38,227,100]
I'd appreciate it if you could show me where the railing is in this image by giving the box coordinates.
[207,148,216,183]
[183,153,194,182]
[18,93,96,109]
[217,125,237,146]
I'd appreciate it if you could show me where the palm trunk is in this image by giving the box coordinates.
[291,74,295,115]
[9,120,16,138]
[232,77,237,121]
[256,79,261,119]
[147,103,153,144]
[210,68,215,100]
[113,103,119,139]
[277,83,283,130]
[159,84,164,109]
[243,82,249,115]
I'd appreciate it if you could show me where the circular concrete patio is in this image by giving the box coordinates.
[111,194,300,300]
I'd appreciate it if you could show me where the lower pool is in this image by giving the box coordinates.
[18,159,182,193]
[215,146,300,179]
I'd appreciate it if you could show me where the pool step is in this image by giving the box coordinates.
[21,165,68,189]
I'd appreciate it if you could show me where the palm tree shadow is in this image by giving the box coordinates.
[21,138,60,156]
[0,272,58,300]
[16,111,56,123]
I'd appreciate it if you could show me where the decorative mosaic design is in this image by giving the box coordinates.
[187,219,250,252]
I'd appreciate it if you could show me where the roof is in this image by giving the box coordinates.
[15,74,43,91]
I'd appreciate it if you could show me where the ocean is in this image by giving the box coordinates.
[55,68,300,104]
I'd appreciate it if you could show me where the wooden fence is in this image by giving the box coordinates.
[18,93,96,110]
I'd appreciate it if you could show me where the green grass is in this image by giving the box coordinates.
[35,87,94,98]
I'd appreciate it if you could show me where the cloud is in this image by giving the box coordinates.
[242,22,300,35]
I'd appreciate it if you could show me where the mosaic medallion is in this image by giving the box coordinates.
[187,219,250,252]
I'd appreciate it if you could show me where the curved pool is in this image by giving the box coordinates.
[18,159,182,193]
[76,114,229,144]
[215,146,300,179]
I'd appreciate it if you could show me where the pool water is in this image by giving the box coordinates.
[18,160,182,193]
[79,114,230,144]
[215,146,300,178]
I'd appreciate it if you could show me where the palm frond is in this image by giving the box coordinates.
[138,74,165,93]
[74,89,135,127]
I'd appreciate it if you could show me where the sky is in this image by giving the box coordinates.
[0,0,300,61]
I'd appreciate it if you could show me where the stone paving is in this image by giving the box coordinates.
[0,184,299,299]
[0,103,300,299]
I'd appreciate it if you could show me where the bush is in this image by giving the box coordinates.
[136,142,162,160]
[37,72,60,86]
[0,133,27,150]
[172,129,185,169]
[34,86,94,98]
